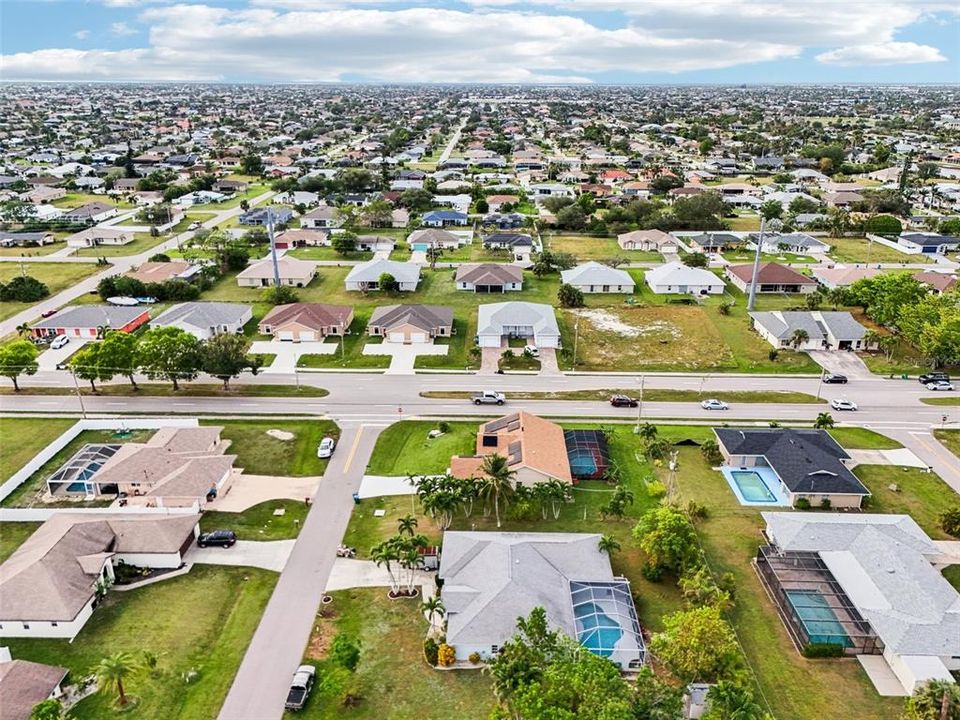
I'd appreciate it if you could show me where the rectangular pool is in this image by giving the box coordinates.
[731,470,776,503]
[720,466,790,506]
[785,589,853,647]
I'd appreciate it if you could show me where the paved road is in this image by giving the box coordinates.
[217,423,384,720]
[437,116,467,165]
[0,191,274,337]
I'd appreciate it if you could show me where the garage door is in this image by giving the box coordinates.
[278,331,295,342]
[410,333,428,344]
[388,332,405,343]
[300,331,316,342]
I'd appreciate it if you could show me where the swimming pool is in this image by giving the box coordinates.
[785,590,853,647]
[574,602,623,657]
[730,470,777,503]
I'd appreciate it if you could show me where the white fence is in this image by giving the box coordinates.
[0,417,199,510]
[0,504,199,522]
[866,233,917,255]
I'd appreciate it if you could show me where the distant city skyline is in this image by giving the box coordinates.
[1,0,958,84]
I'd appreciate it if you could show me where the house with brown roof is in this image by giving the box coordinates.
[451,411,573,486]
[914,271,957,295]
[368,304,453,344]
[617,229,677,253]
[0,658,68,720]
[124,260,200,284]
[258,303,353,342]
[273,228,330,249]
[725,263,818,294]
[0,513,199,639]
[455,264,523,293]
[236,256,316,288]
[810,265,883,289]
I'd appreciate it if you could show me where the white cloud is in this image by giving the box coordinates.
[73,29,91,40]
[110,21,139,36]
[816,41,947,66]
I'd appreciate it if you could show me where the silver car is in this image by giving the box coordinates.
[317,436,336,458]
[830,398,858,411]
[700,399,729,410]
[926,380,955,391]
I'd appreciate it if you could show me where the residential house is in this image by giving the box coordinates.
[300,205,340,229]
[897,232,960,255]
[25,186,65,204]
[644,262,725,295]
[486,194,520,213]
[687,233,740,255]
[824,191,864,209]
[476,302,560,348]
[272,228,330,249]
[236,256,317,288]
[273,191,319,207]
[421,210,468,227]
[212,179,248,194]
[455,264,523,293]
[617,229,677,253]
[125,260,200,284]
[757,512,960,694]
[344,258,421,292]
[60,202,116,224]
[151,302,252,340]
[65,227,134,248]
[560,262,634,294]
[749,232,831,255]
[238,207,293,226]
[439,532,646,668]
[258,303,353,341]
[407,228,468,251]
[810,265,883,289]
[173,191,227,207]
[0,231,55,248]
[914,271,957,295]
[0,659,69,720]
[725,263,819,294]
[367,304,453,344]
[482,232,535,261]
[355,234,396,253]
[714,427,870,509]
[748,311,874,351]
[0,513,200,639]
[31,305,149,339]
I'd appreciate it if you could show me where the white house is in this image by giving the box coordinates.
[300,205,340,229]
[65,227,134,248]
[150,302,252,340]
[455,264,523,293]
[560,262,635,294]
[476,302,560,348]
[617,229,678,253]
[644,262,725,295]
[236,256,317,288]
[344,258,421,292]
[749,232,831,255]
[748,311,874,351]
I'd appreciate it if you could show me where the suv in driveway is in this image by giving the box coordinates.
[197,530,237,548]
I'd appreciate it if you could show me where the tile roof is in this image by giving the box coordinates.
[727,262,817,285]
[259,303,352,331]
[368,304,452,333]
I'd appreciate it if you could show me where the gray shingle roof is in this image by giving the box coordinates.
[152,302,251,330]
[32,305,146,330]
[749,311,867,342]
[368,304,452,332]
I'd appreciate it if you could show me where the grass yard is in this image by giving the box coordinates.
[0,383,327,398]
[5,565,277,720]
[0,242,65,257]
[919,396,960,405]
[828,427,903,450]
[935,430,960,461]
[207,419,338,476]
[51,193,133,210]
[856,465,956,538]
[420,389,822,404]
[722,250,817,264]
[0,262,105,321]
[190,184,269,210]
[365,420,477,476]
[545,233,662,261]
[0,416,76,484]
[201,499,309,540]
[0,521,41,562]
[725,215,762,232]
[72,233,166,258]
[826,236,928,264]
[289,247,374,262]
[291,589,493,720]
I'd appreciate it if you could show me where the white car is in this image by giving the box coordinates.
[188,221,201,230]
[317,436,336,458]
[700,399,729,410]
[50,335,70,350]
[830,398,858,411]
[926,380,955,391]
[523,344,540,357]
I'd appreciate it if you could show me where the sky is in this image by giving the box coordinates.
[1,0,958,84]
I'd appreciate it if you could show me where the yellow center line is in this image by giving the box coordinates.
[341,425,365,475]
[911,431,960,474]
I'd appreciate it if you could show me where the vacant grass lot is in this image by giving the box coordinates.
[291,589,493,720]
[51,193,133,209]
[73,233,165,258]
[365,420,476,476]
[828,427,903,450]
[827,236,929,264]
[545,233,662,261]
[201,499,309,540]
[206,419,339,476]
[6,565,277,720]
[0,262,105,321]
[856,465,956,538]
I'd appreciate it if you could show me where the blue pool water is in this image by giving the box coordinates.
[568,451,598,477]
[731,470,777,503]
[574,602,623,657]
[412,243,429,251]
[785,590,852,647]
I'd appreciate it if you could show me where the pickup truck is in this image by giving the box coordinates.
[472,390,506,406]
[284,665,316,711]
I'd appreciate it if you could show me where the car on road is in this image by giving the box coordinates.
[472,390,506,405]
[610,394,638,408]
[197,529,237,548]
[285,665,316,711]
[926,380,955,391]
[188,221,201,230]
[830,398,858,411]
[41,309,57,318]
[919,372,950,385]
[700,399,729,410]
[823,373,847,384]
[523,344,540,357]
[50,335,70,350]
[317,436,336,458]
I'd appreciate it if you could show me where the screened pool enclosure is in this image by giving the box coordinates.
[570,580,646,669]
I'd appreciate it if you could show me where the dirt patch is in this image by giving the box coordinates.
[266,429,295,441]
[305,607,339,660]
[579,308,681,340]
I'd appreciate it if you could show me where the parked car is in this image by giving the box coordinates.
[700,399,729,410]
[197,529,237,548]
[285,665,316,711]
[523,344,540,357]
[610,394,638,408]
[823,373,847,384]
[830,398,858,411]
[50,335,70,350]
[926,380,955,391]
[472,390,506,405]
[188,221,201,230]
[919,372,950,385]
[317,436,336,458]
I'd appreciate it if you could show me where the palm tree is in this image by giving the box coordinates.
[598,535,621,556]
[479,454,517,529]
[15,322,30,338]
[397,514,418,537]
[94,652,136,706]
[827,286,847,310]
[422,595,445,627]
[790,328,809,349]
[370,542,400,595]
[814,412,834,429]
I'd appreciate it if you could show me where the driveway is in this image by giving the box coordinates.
[479,346,501,375]
[537,347,560,375]
[325,558,431,592]
[37,337,88,371]
[206,474,323,512]
[362,342,448,375]
[807,350,875,380]
[187,540,295,573]
[249,340,335,374]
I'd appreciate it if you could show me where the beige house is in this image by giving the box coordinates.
[125,260,198,284]
[236,256,317,288]
[258,303,354,341]
[367,304,453,343]
[617,229,677,253]
[65,227,133,248]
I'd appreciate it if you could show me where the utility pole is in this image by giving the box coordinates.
[267,207,281,288]
[70,369,88,419]
[747,216,766,312]
[634,374,645,434]
[572,313,580,369]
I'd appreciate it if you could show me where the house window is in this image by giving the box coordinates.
[438,327,446,336]
[491,645,500,654]
[22,622,29,629]
[51,621,58,627]
[482,435,498,448]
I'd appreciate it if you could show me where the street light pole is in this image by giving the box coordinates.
[70,369,88,419]
[573,313,580,369]
[747,216,766,312]
[815,370,825,400]
[635,374,645,433]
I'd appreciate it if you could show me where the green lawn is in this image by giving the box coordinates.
[545,233,662,261]
[0,521,41,562]
[290,589,493,720]
[6,565,277,720]
[935,430,960,461]
[201,499,309,540]
[190,184,269,210]
[365,420,477,476]
[920,396,960,405]
[722,250,816,265]
[0,384,327,398]
[51,193,133,210]
[206,419,339,476]
[420,389,822,404]
[0,242,65,257]
[0,416,76,484]
[827,236,929,264]
[856,465,955,538]
[71,233,166,259]
[289,247,374,262]
[0,263,105,321]
[828,427,903,450]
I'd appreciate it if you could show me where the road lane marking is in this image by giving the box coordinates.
[341,425,365,475]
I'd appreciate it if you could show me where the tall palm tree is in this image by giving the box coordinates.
[479,454,517,529]
[790,328,810,349]
[370,542,400,595]
[397,514,418,537]
[94,652,136,706]
[422,595,445,627]
[598,535,621,556]
[15,323,30,338]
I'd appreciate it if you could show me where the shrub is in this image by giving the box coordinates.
[437,421,450,434]
[0,275,49,303]
[645,480,667,499]
[468,651,481,665]
[423,638,439,665]
[819,497,832,510]
[768,349,779,361]
[641,562,664,582]
[718,302,733,316]
[330,633,361,671]
[795,497,811,510]
[686,500,709,521]
[262,285,299,305]
[940,507,960,538]
[557,283,585,308]
[437,643,456,667]
[802,643,844,658]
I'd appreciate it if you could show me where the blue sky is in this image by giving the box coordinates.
[2,0,958,83]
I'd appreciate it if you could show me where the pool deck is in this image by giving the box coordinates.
[720,466,791,506]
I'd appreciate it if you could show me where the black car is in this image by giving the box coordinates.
[197,530,237,548]
[823,373,847,384]
[919,373,950,385]
[610,394,639,408]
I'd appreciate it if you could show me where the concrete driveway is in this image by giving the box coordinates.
[362,342,448,375]
[37,337,88,371]
[187,539,295,573]
[537,347,560,375]
[479,346,501,374]
[249,340,335,374]
[326,558,432,592]
[206,474,323,512]
[807,350,874,380]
